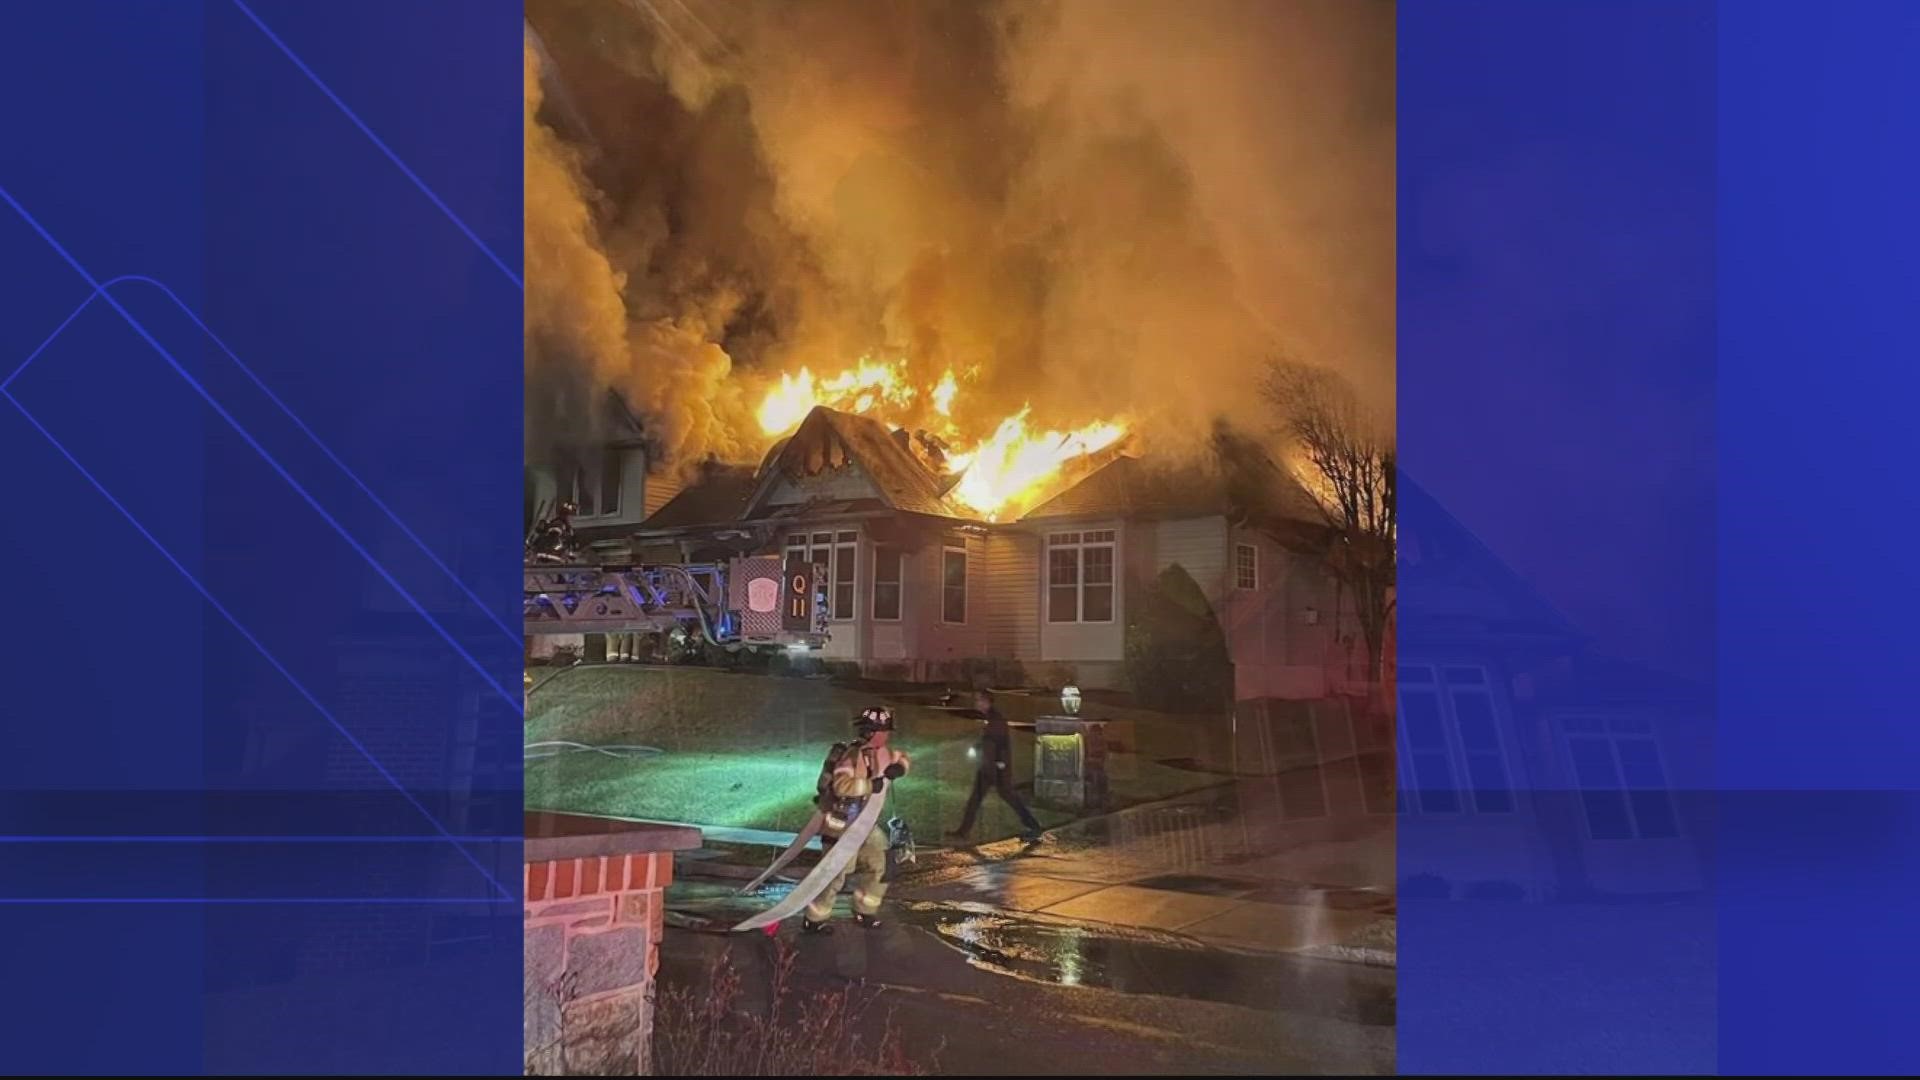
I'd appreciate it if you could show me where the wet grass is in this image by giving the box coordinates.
[523,665,1217,840]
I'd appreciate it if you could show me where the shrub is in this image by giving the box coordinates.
[652,943,936,1076]
[1124,564,1235,713]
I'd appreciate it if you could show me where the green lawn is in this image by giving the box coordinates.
[524,665,1219,841]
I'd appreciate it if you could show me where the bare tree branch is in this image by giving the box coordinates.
[1262,357,1396,690]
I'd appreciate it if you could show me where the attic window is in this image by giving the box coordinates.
[564,448,623,518]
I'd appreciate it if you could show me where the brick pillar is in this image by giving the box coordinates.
[524,850,674,1075]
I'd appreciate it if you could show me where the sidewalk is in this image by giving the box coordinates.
[895,778,1396,965]
[677,762,1398,966]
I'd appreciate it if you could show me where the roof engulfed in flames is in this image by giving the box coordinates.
[753,358,1127,521]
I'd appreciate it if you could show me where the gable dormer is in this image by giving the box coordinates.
[743,406,964,520]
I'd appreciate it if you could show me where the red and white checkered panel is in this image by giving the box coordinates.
[730,556,786,638]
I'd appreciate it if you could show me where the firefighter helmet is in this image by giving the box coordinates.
[855,705,896,735]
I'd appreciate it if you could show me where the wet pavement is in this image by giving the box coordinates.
[659,763,1398,1073]
[881,762,1397,963]
[661,879,1394,1074]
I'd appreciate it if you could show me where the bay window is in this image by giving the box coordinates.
[785,530,857,620]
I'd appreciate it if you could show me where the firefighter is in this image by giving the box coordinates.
[948,689,1045,844]
[803,706,911,934]
[526,501,579,563]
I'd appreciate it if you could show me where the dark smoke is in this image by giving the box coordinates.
[525,0,1393,471]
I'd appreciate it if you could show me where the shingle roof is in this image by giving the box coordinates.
[639,407,1323,538]
[1020,448,1322,527]
[637,464,758,531]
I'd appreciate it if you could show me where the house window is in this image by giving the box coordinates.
[873,546,904,621]
[562,448,623,518]
[785,530,858,620]
[567,463,595,517]
[1046,530,1116,623]
[1235,542,1258,590]
[1398,664,1515,814]
[598,448,622,517]
[942,547,968,624]
[1563,716,1680,840]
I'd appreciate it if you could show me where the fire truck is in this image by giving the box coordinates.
[523,502,829,655]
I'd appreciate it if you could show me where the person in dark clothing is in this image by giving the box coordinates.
[947,689,1045,844]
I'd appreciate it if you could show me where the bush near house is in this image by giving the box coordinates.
[1124,564,1235,714]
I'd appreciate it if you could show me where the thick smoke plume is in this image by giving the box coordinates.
[525,0,1393,472]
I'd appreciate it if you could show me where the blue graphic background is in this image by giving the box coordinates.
[3,0,1917,1074]
[1401,0,1920,1074]
[0,2,522,1072]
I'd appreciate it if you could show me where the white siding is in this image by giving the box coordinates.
[982,531,1039,659]
[1219,526,1349,700]
[1153,517,1229,603]
[911,531,990,664]
[643,467,683,517]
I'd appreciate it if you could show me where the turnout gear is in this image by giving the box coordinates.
[735,704,913,933]
[803,731,911,926]
[525,501,581,564]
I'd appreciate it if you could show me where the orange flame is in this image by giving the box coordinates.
[947,410,1128,520]
[755,359,1126,520]
[932,370,958,417]
[755,358,916,435]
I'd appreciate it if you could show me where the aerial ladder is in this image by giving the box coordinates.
[523,502,829,652]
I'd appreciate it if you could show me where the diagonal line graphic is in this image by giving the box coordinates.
[0,389,513,901]
[7,276,519,647]
[4,286,101,392]
[124,276,519,646]
[0,184,522,717]
[228,0,523,290]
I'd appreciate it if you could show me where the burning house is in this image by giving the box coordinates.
[532,401,1366,704]
[521,0,1394,706]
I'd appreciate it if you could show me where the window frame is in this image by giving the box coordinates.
[1234,541,1258,591]
[1396,663,1519,816]
[784,530,859,622]
[563,448,626,520]
[1560,714,1682,842]
[872,544,905,622]
[1045,529,1117,625]
[940,545,968,625]
[599,447,623,518]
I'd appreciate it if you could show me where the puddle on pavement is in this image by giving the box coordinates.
[908,904,1394,1026]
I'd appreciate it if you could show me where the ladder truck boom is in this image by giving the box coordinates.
[524,557,830,651]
